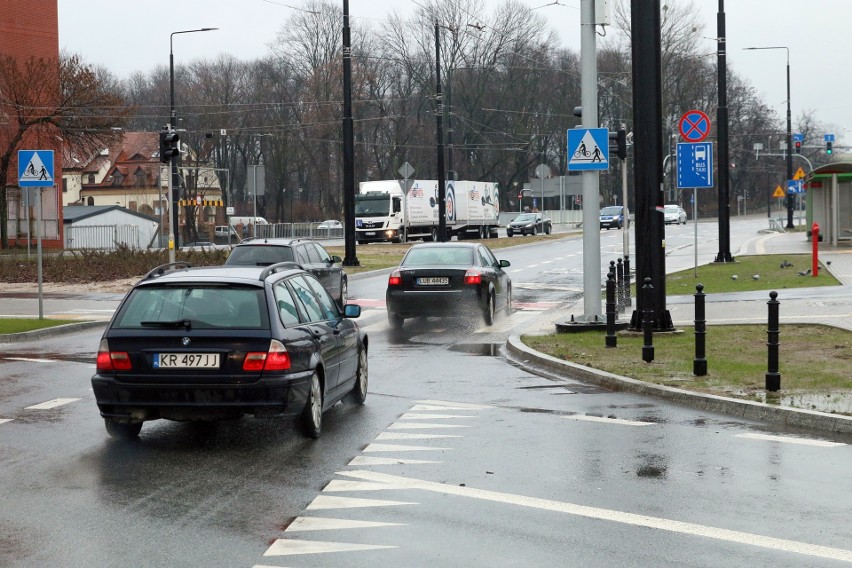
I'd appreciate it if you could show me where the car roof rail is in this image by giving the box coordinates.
[140,262,192,282]
[259,261,302,281]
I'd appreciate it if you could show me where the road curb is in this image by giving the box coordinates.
[505,334,852,435]
[0,320,107,344]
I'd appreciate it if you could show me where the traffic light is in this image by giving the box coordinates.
[826,141,833,155]
[608,128,627,160]
[159,128,180,164]
[794,140,802,154]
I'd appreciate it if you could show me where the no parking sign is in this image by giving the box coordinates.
[679,110,711,143]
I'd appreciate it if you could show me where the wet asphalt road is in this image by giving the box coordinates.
[1,219,851,567]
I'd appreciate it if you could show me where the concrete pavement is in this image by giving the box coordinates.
[508,228,852,433]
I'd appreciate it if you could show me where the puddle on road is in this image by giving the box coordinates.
[750,390,852,416]
[447,343,503,356]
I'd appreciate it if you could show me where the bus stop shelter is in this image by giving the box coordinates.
[804,162,852,246]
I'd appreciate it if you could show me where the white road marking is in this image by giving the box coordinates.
[364,443,451,452]
[348,456,442,466]
[388,422,469,430]
[264,539,396,557]
[540,260,554,264]
[527,264,539,268]
[5,357,58,363]
[307,495,417,511]
[337,470,852,563]
[398,413,475,420]
[0,419,13,425]
[323,480,411,492]
[25,398,81,410]
[285,517,405,532]
[510,269,525,273]
[416,400,492,410]
[564,415,655,427]
[734,433,846,447]
[376,432,461,441]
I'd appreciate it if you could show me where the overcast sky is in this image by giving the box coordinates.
[57,0,849,146]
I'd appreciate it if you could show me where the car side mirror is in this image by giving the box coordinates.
[331,255,342,264]
[343,304,361,318]
[499,259,510,268]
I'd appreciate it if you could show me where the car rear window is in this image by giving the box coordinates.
[402,247,474,266]
[226,245,294,266]
[112,285,268,329]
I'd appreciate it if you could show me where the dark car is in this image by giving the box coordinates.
[599,206,625,230]
[385,242,512,329]
[91,262,368,440]
[506,212,552,237]
[224,238,347,307]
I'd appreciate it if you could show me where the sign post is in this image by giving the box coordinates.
[18,150,54,319]
[677,142,714,277]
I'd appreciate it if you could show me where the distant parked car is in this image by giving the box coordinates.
[663,204,688,225]
[214,225,238,238]
[506,212,552,237]
[599,206,625,230]
[317,220,342,230]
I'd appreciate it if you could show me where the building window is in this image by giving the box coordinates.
[87,174,95,184]
[112,172,124,187]
[62,179,68,193]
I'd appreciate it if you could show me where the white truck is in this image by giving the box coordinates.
[355,179,500,243]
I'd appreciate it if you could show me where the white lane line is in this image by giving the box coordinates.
[734,433,846,448]
[323,480,411,492]
[337,470,852,564]
[0,419,13,425]
[25,398,81,410]
[264,539,396,557]
[510,269,525,273]
[540,260,554,264]
[388,422,469,430]
[348,456,442,466]
[398,413,475,420]
[564,415,655,427]
[5,357,59,363]
[364,443,450,452]
[376,432,461,441]
[307,495,417,511]
[416,400,492,410]
[285,517,404,532]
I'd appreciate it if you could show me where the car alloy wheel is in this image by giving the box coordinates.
[301,371,323,438]
[347,347,368,405]
[484,292,495,326]
[531,226,537,236]
[338,278,348,309]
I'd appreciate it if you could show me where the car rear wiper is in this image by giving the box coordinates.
[141,319,192,330]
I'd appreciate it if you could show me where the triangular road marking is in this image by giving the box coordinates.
[323,480,409,492]
[264,539,396,556]
[364,443,450,452]
[25,398,81,410]
[306,495,417,510]
[285,516,405,532]
[348,456,442,466]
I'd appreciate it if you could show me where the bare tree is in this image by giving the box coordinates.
[0,52,129,247]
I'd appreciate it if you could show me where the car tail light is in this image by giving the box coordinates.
[464,270,482,285]
[95,338,131,372]
[243,339,291,371]
[388,270,402,287]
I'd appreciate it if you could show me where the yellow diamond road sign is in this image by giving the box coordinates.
[793,167,806,180]
[773,185,786,198]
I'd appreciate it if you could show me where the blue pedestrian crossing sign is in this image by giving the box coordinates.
[18,150,55,187]
[676,142,714,189]
[567,128,609,171]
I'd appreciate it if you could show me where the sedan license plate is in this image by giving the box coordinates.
[154,353,220,369]
[365,231,376,236]
[417,277,449,286]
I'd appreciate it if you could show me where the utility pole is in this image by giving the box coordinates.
[435,22,447,242]
[715,0,733,262]
[341,0,358,265]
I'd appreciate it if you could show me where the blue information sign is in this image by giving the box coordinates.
[787,180,804,194]
[566,128,609,171]
[676,142,714,189]
[18,150,55,187]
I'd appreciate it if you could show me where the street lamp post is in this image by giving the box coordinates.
[744,46,793,229]
[169,27,218,256]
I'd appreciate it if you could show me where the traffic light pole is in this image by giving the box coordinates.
[784,55,794,229]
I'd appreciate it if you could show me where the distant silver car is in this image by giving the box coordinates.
[317,220,342,230]
[663,204,687,225]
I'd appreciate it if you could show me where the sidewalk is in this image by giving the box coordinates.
[508,229,852,434]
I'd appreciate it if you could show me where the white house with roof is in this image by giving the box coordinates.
[63,205,159,250]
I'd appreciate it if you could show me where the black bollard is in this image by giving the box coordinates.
[624,255,632,307]
[642,277,654,363]
[765,290,781,391]
[605,270,617,347]
[616,257,625,312]
[693,283,707,376]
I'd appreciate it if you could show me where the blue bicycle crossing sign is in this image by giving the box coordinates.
[18,150,55,187]
[567,128,609,171]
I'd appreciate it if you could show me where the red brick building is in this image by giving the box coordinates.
[0,0,63,248]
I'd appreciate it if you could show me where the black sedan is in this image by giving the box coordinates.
[506,212,552,236]
[91,262,368,440]
[385,242,512,329]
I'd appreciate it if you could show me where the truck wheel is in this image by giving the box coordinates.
[429,227,438,242]
[397,227,407,243]
[479,226,487,240]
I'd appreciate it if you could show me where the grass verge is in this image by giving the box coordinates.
[522,324,852,413]
[0,318,80,334]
